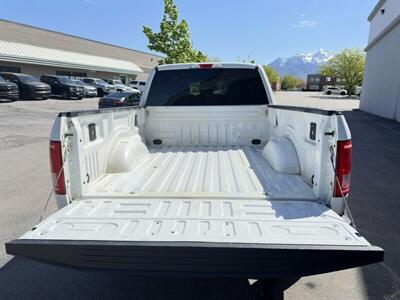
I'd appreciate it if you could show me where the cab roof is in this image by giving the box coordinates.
[156,62,259,71]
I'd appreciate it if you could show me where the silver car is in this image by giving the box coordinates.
[72,79,97,97]
[104,79,139,93]
[82,78,115,97]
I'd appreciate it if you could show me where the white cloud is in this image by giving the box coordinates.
[294,20,318,29]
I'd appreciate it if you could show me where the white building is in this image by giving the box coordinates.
[0,19,162,83]
[361,0,400,122]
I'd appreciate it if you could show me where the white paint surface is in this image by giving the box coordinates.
[368,0,400,43]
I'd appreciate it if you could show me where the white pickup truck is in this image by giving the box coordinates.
[6,63,382,293]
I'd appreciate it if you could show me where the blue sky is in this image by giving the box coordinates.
[0,0,376,64]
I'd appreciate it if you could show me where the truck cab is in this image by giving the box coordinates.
[1,72,50,100]
[40,75,84,100]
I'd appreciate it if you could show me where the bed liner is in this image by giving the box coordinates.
[89,146,315,200]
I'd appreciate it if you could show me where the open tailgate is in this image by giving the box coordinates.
[6,198,383,278]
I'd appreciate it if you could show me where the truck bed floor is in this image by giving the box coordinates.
[89,146,314,200]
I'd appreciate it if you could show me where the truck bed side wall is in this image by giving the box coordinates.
[58,108,140,204]
[267,107,350,203]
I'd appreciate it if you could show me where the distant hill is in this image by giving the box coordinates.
[268,49,335,79]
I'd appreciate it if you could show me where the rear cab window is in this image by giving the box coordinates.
[145,68,269,106]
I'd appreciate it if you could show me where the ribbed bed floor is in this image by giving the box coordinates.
[90,146,314,200]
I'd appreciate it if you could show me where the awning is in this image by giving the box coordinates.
[0,41,143,75]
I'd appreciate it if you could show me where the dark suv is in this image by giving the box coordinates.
[0,76,19,101]
[0,73,50,100]
[40,75,85,99]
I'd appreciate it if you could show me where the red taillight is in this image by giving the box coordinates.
[198,63,213,69]
[334,140,352,197]
[49,140,66,195]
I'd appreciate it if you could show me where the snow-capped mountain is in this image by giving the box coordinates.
[268,49,334,79]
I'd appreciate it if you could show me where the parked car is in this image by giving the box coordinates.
[325,86,347,95]
[82,78,115,96]
[129,80,146,92]
[0,72,50,100]
[71,79,97,97]
[98,91,141,109]
[7,63,383,299]
[40,75,84,100]
[0,75,19,101]
[103,79,139,93]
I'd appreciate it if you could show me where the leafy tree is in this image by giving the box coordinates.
[320,49,365,95]
[281,75,302,90]
[262,65,280,85]
[143,0,207,64]
[297,79,306,90]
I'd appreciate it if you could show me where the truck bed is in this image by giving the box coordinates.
[89,146,315,200]
[6,69,384,277]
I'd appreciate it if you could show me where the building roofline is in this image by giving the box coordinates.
[365,13,400,51]
[0,18,163,59]
[0,40,143,75]
[368,0,387,21]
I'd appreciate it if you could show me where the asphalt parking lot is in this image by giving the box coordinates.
[274,91,360,111]
[0,92,399,299]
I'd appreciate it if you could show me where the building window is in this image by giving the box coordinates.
[310,78,315,83]
[56,71,87,78]
[0,66,21,73]
[56,71,70,77]
[315,77,320,83]
[326,77,331,82]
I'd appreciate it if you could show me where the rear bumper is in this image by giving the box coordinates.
[5,240,383,278]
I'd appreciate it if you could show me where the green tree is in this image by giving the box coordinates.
[143,0,207,64]
[262,65,280,85]
[281,75,302,90]
[320,49,365,95]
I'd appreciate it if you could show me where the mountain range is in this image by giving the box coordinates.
[268,49,335,79]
